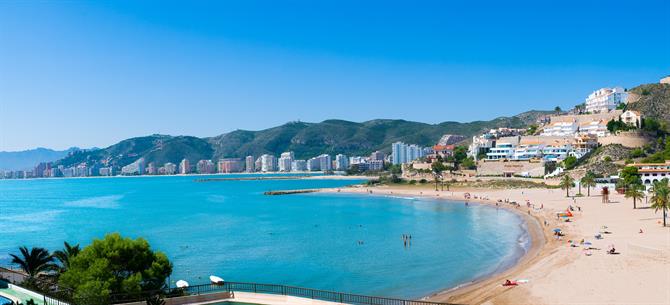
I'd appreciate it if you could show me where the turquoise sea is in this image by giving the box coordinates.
[0,175,528,299]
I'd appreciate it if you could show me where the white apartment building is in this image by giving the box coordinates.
[179,158,190,174]
[260,154,277,172]
[335,154,349,171]
[278,152,294,172]
[541,121,578,137]
[392,142,425,165]
[121,158,145,175]
[512,145,543,161]
[245,156,255,173]
[578,120,609,137]
[486,143,515,160]
[306,157,320,171]
[163,162,176,175]
[392,142,408,165]
[487,142,576,162]
[585,87,627,113]
[468,134,495,160]
[541,145,573,161]
[291,160,307,172]
[318,154,332,171]
[349,156,367,165]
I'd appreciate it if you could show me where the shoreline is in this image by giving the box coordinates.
[312,184,670,305]
[315,186,549,304]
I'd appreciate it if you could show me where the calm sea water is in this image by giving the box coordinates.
[0,175,528,299]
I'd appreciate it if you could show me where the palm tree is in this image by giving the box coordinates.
[53,242,80,272]
[650,179,670,227]
[624,184,645,209]
[559,175,575,197]
[9,246,56,278]
[431,162,446,191]
[581,173,597,196]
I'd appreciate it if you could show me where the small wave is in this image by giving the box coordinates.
[386,195,416,200]
[64,195,123,209]
[207,195,227,203]
[517,222,531,253]
[0,210,63,222]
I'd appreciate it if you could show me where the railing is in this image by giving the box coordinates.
[39,281,459,305]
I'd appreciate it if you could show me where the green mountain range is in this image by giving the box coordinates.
[55,110,551,168]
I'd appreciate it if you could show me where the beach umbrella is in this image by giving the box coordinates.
[583,241,592,246]
[176,280,189,288]
[210,275,224,285]
[553,228,562,232]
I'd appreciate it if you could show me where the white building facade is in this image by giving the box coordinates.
[335,154,349,171]
[585,87,627,113]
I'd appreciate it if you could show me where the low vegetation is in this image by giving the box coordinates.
[6,234,173,305]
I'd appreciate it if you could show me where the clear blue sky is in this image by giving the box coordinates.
[1,0,668,151]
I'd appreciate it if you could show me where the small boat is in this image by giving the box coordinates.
[175,280,189,288]
[210,275,224,285]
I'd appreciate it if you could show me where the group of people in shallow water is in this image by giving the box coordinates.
[402,234,412,248]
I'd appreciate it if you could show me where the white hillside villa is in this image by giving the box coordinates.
[585,87,627,113]
[541,121,578,137]
[620,110,642,127]
[578,120,609,137]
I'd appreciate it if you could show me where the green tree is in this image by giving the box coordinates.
[460,157,476,170]
[650,179,670,227]
[388,164,402,175]
[559,175,575,197]
[625,184,646,209]
[59,233,173,303]
[618,166,642,189]
[53,242,81,272]
[554,106,562,114]
[562,156,578,169]
[10,247,56,279]
[629,148,645,159]
[453,146,468,163]
[580,172,597,196]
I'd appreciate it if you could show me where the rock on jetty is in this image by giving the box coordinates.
[264,189,319,195]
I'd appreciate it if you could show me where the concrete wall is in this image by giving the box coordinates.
[598,132,651,148]
[119,291,233,305]
[549,111,622,124]
[0,267,26,284]
[477,160,545,177]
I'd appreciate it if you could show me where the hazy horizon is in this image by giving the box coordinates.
[1,0,668,151]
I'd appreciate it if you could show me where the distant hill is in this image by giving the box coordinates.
[53,112,547,169]
[55,135,212,168]
[0,147,81,171]
[627,83,670,122]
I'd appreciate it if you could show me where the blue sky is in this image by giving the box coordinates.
[1,0,668,151]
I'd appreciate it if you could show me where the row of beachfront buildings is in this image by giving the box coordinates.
[2,139,438,179]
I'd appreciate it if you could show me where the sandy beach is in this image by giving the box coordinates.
[319,184,670,305]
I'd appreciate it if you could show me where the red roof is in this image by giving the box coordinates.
[433,145,455,151]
